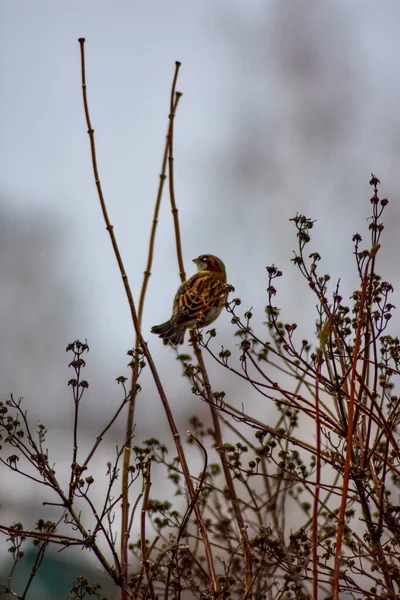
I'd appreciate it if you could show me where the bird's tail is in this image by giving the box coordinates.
[151,320,186,345]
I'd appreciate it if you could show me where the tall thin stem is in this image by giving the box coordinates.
[78,40,217,596]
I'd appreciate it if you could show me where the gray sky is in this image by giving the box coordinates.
[2,0,400,578]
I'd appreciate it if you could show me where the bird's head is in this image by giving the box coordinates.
[193,254,226,280]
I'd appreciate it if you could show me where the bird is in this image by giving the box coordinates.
[151,254,228,345]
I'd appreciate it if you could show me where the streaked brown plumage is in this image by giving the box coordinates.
[151,255,228,345]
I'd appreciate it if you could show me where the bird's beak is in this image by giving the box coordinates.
[192,257,199,265]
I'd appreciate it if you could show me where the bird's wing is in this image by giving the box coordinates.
[175,273,226,324]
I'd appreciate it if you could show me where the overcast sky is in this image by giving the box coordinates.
[2,0,400,581]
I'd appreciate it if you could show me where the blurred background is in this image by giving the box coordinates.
[1,0,400,596]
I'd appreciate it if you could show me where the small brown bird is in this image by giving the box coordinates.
[151,254,228,345]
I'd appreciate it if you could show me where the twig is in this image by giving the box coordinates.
[191,337,253,598]
[78,39,217,595]
[120,63,183,585]
[167,62,185,282]
[312,352,323,600]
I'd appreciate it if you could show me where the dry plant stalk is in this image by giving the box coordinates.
[1,37,400,600]
[164,63,254,597]
[78,39,217,597]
